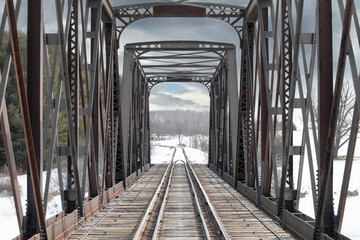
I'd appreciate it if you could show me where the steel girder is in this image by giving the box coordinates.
[113,2,246,37]
[0,0,120,238]
[121,41,238,187]
[236,0,359,239]
[1,0,360,239]
[0,1,243,239]
[0,2,23,235]
[111,0,246,215]
[5,0,48,237]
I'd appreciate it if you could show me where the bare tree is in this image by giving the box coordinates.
[313,82,357,158]
[149,110,209,147]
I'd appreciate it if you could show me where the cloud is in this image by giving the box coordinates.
[150,82,209,111]
[151,92,195,106]
[150,92,198,110]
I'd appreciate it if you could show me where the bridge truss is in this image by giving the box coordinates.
[0,0,359,239]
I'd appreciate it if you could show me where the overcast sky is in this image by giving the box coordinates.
[112,0,246,112]
[1,0,359,112]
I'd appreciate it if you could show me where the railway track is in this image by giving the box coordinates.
[67,161,174,239]
[192,163,294,239]
[134,147,230,239]
[68,146,293,239]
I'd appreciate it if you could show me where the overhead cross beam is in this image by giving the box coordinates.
[121,40,238,188]
[113,2,246,35]
[0,1,359,240]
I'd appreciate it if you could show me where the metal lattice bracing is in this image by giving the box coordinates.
[0,0,360,239]
[113,2,246,36]
[121,41,238,187]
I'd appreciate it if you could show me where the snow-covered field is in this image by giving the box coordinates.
[151,135,208,164]
[0,134,359,239]
[0,169,63,240]
[289,126,360,239]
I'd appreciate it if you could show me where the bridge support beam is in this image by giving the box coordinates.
[25,0,43,238]
[317,0,335,237]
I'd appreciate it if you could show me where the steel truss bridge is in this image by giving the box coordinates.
[0,0,359,239]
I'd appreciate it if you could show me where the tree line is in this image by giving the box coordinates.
[0,32,27,170]
[150,110,209,138]
[0,32,68,171]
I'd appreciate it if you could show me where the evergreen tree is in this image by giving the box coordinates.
[0,31,27,170]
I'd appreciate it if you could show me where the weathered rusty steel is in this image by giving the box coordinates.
[1,1,359,239]
[25,0,44,237]
[65,0,79,214]
[102,0,114,23]
[54,0,83,218]
[281,0,294,212]
[153,5,206,17]
[317,0,336,236]
[260,7,269,196]
[336,106,359,233]
[237,37,248,183]
[314,0,354,239]
[6,0,48,238]
[1,102,23,233]
[91,6,100,200]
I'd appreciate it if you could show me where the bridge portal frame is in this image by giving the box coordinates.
[1,0,360,239]
[121,41,238,187]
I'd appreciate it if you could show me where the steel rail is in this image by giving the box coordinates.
[183,149,231,240]
[72,165,168,239]
[151,159,212,240]
[183,160,212,240]
[131,149,175,239]
[197,165,285,240]
[151,161,176,240]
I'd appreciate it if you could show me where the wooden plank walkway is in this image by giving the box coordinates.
[193,164,294,240]
[157,162,205,239]
[67,164,168,240]
[67,160,294,240]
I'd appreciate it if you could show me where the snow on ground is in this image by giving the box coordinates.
[153,134,360,239]
[151,135,208,164]
[291,126,360,239]
[150,145,175,164]
[1,133,359,239]
[0,169,63,239]
[182,147,208,164]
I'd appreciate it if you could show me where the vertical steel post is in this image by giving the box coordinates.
[114,38,126,186]
[6,0,48,238]
[104,22,114,188]
[208,87,214,167]
[25,0,43,237]
[65,0,79,212]
[91,7,100,194]
[237,33,248,183]
[314,0,353,238]
[317,0,335,237]
[260,7,269,195]
[146,87,151,165]
[281,0,294,211]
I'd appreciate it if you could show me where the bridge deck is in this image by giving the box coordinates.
[157,163,207,239]
[194,164,293,239]
[68,165,168,239]
[68,163,294,239]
